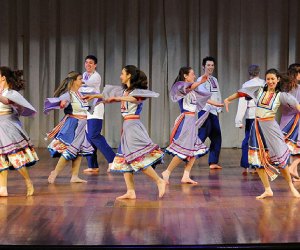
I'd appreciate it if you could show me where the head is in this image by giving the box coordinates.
[288,63,300,81]
[263,68,282,93]
[54,71,82,97]
[202,56,216,75]
[173,67,194,84]
[120,65,148,91]
[84,55,97,74]
[248,64,260,78]
[0,66,25,91]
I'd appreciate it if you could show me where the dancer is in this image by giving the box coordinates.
[162,67,224,185]
[83,65,166,199]
[79,55,115,174]
[224,68,300,199]
[280,63,300,182]
[44,71,94,184]
[0,66,38,196]
[197,56,223,169]
[235,65,265,175]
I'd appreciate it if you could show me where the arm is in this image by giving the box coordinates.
[82,93,104,101]
[207,99,224,107]
[224,92,240,112]
[189,74,209,91]
[0,95,10,105]
[106,96,139,104]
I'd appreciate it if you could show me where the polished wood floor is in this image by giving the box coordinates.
[1,148,300,248]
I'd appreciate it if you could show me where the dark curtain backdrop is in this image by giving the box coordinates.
[0,0,299,148]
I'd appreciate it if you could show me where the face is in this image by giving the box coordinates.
[120,68,131,86]
[84,59,97,73]
[184,69,196,82]
[296,72,300,81]
[203,60,215,75]
[72,75,83,90]
[266,73,279,91]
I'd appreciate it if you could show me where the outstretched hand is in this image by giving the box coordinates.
[82,94,96,101]
[59,100,68,109]
[224,98,231,112]
[199,74,209,84]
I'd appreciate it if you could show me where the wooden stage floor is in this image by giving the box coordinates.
[1,148,300,248]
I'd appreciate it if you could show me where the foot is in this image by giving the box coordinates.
[116,190,136,200]
[290,172,300,179]
[48,171,57,184]
[161,170,170,184]
[26,180,34,196]
[250,169,257,174]
[181,177,198,184]
[83,168,99,173]
[157,180,167,198]
[290,186,300,198]
[0,187,8,197]
[209,164,222,169]
[256,190,274,199]
[70,176,87,183]
[242,169,248,176]
[107,163,113,173]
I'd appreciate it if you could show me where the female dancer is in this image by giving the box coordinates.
[162,67,223,185]
[44,71,94,184]
[84,65,166,199]
[280,63,300,182]
[224,68,300,199]
[0,66,38,196]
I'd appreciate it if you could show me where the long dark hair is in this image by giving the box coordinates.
[54,71,81,97]
[123,65,148,91]
[263,68,283,93]
[173,67,192,85]
[0,66,25,91]
[283,63,300,92]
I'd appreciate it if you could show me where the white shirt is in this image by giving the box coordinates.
[79,70,104,119]
[79,71,101,94]
[197,75,222,115]
[235,77,265,127]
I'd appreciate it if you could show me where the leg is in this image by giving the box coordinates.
[87,119,116,172]
[181,157,198,184]
[161,156,182,184]
[18,167,34,196]
[117,172,136,199]
[142,167,166,198]
[70,156,87,183]
[288,156,300,179]
[241,119,253,173]
[208,114,222,169]
[256,168,273,199]
[48,156,68,184]
[84,148,99,173]
[280,166,300,198]
[0,170,8,197]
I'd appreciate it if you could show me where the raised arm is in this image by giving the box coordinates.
[82,93,104,101]
[189,74,209,91]
[106,95,139,104]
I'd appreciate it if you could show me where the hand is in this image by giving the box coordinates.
[199,74,209,84]
[60,100,68,109]
[239,125,244,129]
[224,98,231,112]
[82,94,96,101]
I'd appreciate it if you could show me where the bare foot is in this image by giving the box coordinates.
[116,190,136,200]
[70,176,87,183]
[161,170,170,184]
[0,187,8,197]
[83,168,99,173]
[157,180,167,198]
[209,164,222,169]
[256,190,274,199]
[48,171,57,184]
[26,180,34,196]
[290,186,300,198]
[289,162,300,179]
[181,177,198,184]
